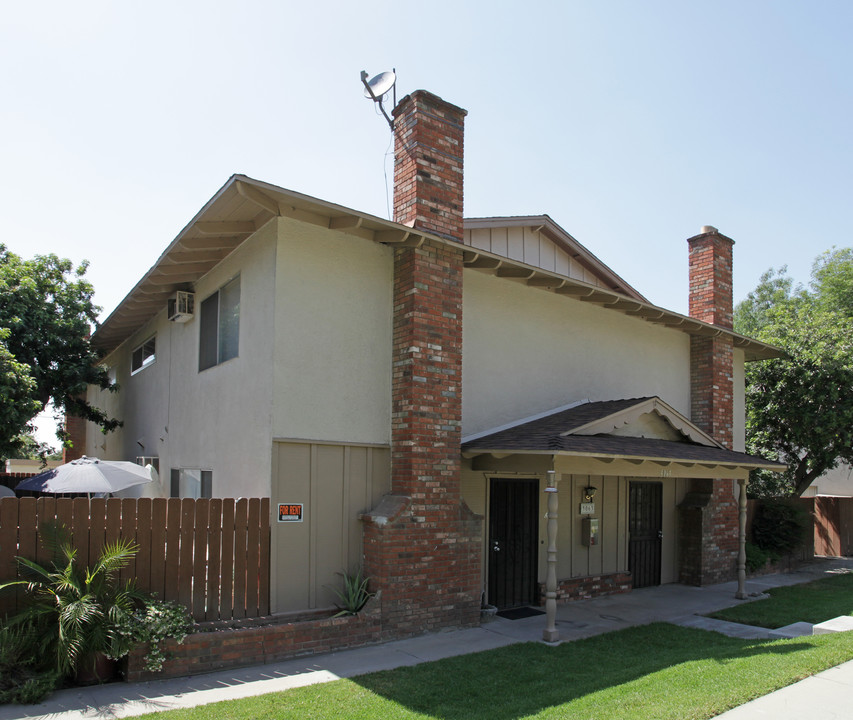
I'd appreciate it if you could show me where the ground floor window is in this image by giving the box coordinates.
[170,468,212,498]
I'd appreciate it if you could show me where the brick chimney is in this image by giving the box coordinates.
[392,90,466,242]
[679,226,737,587]
[362,90,480,638]
[62,412,87,462]
[687,226,734,448]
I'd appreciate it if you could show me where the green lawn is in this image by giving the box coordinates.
[709,571,853,628]
[125,623,853,720]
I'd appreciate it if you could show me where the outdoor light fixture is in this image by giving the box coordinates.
[583,486,597,502]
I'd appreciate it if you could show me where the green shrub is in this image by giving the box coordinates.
[0,623,60,704]
[752,499,810,555]
[745,541,779,572]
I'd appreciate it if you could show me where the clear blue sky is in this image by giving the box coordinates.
[2,1,850,443]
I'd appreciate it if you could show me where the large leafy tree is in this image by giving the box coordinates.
[0,245,120,458]
[735,248,853,497]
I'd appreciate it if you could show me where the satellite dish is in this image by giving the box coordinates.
[363,71,396,100]
[360,69,397,130]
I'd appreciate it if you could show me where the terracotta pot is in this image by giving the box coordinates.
[75,652,119,685]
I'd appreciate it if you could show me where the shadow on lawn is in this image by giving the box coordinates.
[353,623,820,720]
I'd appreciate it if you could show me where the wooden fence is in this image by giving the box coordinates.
[0,497,270,622]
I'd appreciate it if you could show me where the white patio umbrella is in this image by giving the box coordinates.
[0,485,15,497]
[15,456,154,495]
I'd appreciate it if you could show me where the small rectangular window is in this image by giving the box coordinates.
[199,276,240,371]
[170,468,212,498]
[131,337,156,374]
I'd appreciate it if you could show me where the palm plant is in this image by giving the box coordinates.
[1,535,146,678]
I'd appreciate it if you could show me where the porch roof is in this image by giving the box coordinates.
[461,398,786,473]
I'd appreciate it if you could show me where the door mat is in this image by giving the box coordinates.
[497,606,545,620]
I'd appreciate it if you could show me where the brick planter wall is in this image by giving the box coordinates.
[125,596,383,682]
[539,572,632,603]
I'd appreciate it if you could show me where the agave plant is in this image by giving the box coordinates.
[331,568,374,617]
[0,534,146,678]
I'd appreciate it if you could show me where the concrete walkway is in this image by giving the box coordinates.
[3,558,852,720]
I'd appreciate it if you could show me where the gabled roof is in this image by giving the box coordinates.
[462,397,786,473]
[91,175,784,362]
[465,215,648,303]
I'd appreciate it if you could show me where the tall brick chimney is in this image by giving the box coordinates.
[362,91,481,638]
[679,226,737,587]
[687,226,734,447]
[392,90,466,242]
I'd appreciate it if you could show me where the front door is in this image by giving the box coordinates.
[488,478,539,609]
[629,481,662,588]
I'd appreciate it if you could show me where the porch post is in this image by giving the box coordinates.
[543,470,559,642]
[736,477,748,599]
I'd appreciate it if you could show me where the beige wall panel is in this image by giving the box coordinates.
[273,219,393,446]
[660,479,678,584]
[539,235,556,272]
[555,248,570,276]
[470,227,491,251]
[556,475,574,580]
[271,442,312,611]
[463,271,692,437]
[491,227,508,257]
[507,227,525,262]
[271,441,389,614]
[601,475,620,573]
[523,227,540,267]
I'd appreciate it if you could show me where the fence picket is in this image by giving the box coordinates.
[220,500,235,621]
[192,500,209,621]
[135,498,153,591]
[150,498,168,598]
[205,499,222,621]
[72,498,90,570]
[233,498,248,619]
[178,499,195,608]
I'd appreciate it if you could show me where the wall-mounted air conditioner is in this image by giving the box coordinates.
[168,291,195,322]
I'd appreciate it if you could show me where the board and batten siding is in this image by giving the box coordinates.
[464,226,608,287]
[270,441,390,614]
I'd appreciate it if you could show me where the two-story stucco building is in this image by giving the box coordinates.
[76,89,784,638]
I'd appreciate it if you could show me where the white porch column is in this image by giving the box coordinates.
[736,477,748,599]
[543,470,559,642]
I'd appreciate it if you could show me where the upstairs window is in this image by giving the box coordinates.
[131,337,156,374]
[199,276,240,371]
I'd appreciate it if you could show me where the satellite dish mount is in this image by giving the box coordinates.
[361,69,397,130]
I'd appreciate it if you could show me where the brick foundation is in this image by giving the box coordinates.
[539,572,633,603]
[125,597,383,682]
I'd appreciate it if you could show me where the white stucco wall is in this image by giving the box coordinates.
[88,222,278,497]
[462,271,692,436]
[271,218,393,445]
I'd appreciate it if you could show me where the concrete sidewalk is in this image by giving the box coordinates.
[3,558,852,720]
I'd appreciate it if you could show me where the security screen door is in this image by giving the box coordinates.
[488,478,539,609]
[629,481,663,588]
